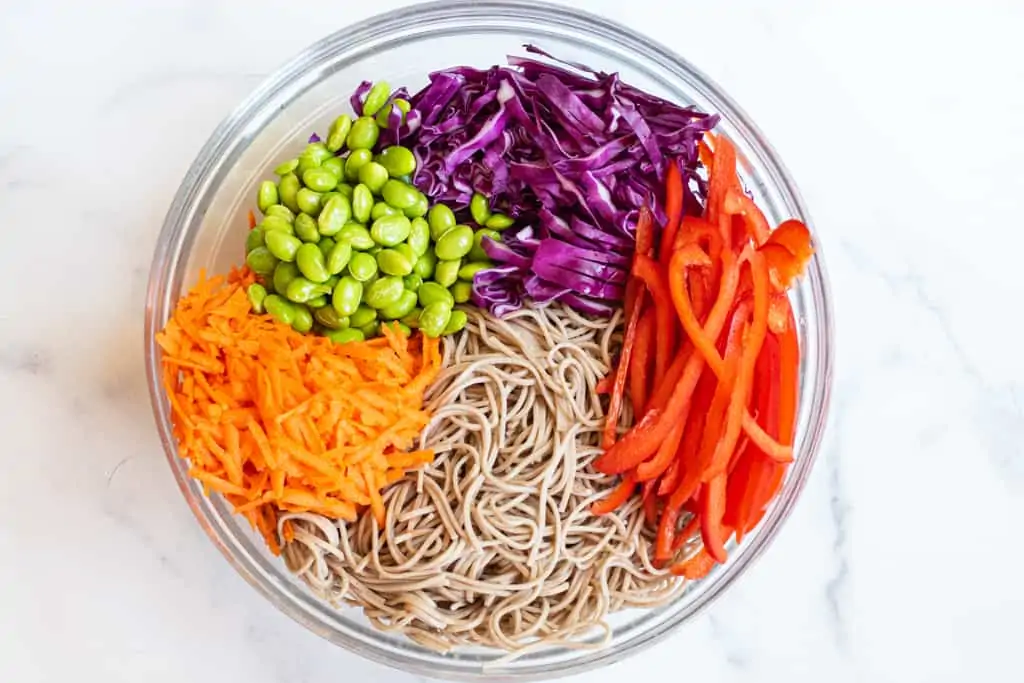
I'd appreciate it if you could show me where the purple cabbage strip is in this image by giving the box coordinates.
[394,48,717,317]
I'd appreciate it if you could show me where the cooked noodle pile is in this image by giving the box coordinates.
[280,305,686,653]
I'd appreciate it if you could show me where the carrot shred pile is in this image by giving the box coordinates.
[156,268,441,554]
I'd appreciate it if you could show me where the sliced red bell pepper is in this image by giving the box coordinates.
[660,161,684,267]
[658,366,715,495]
[705,134,739,250]
[636,405,687,481]
[595,374,613,394]
[703,251,770,481]
[629,308,655,415]
[669,546,716,579]
[723,187,771,245]
[633,253,678,382]
[642,479,659,527]
[590,472,637,515]
[767,293,790,334]
[701,474,729,562]
[595,251,741,474]
[247,210,257,230]
[603,288,646,449]
[766,219,813,264]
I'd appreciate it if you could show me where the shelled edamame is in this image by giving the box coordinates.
[241,83,505,343]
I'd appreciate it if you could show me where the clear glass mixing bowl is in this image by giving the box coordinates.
[144,1,835,679]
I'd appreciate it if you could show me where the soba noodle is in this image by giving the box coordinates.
[279,305,691,653]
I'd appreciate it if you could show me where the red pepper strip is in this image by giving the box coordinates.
[741,416,793,463]
[766,219,814,264]
[660,162,684,266]
[701,474,729,562]
[726,331,780,537]
[642,480,659,527]
[698,139,714,175]
[602,288,646,449]
[703,251,770,482]
[595,250,741,474]
[658,367,715,495]
[633,254,678,382]
[671,514,702,553]
[705,135,739,250]
[635,205,656,257]
[629,308,655,415]
[669,245,728,378]
[723,188,771,245]
[590,472,638,515]
[761,243,807,291]
[636,404,688,481]
[767,293,790,334]
[669,546,716,579]
[247,210,257,230]
[595,374,613,394]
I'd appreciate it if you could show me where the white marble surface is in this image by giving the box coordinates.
[2,0,1022,681]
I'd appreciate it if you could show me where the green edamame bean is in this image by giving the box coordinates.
[327,242,352,275]
[265,204,295,222]
[412,250,437,279]
[362,81,391,117]
[264,295,295,325]
[274,158,299,176]
[485,213,515,230]
[349,305,377,328]
[345,149,373,182]
[403,193,429,219]
[294,213,320,242]
[336,183,354,200]
[291,305,314,333]
[347,252,378,281]
[336,223,374,250]
[435,224,474,260]
[458,261,491,281]
[331,276,363,316]
[428,204,457,242]
[443,309,468,335]
[257,180,279,213]
[469,228,501,261]
[367,245,382,256]
[322,156,344,180]
[451,281,472,303]
[403,273,423,291]
[296,243,330,283]
[359,321,380,338]
[419,302,453,338]
[393,243,415,262]
[376,98,411,128]
[351,184,374,223]
[377,248,413,277]
[379,289,418,320]
[297,142,331,172]
[286,277,328,303]
[326,328,365,344]
[246,246,279,275]
[381,179,418,210]
[371,202,400,220]
[364,276,404,309]
[370,215,412,247]
[400,308,422,328]
[434,259,461,287]
[470,193,491,225]
[247,283,268,313]
[358,162,389,194]
[303,167,339,192]
[296,188,322,216]
[245,227,266,253]
[318,194,351,236]
[325,114,353,153]
[347,116,380,150]
[307,295,328,309]
[417,282,455,308]
[273,262,300,295]
[377,146,417,177]
[395,322,413,337]
[278,173,301,213]
[265,230,302,262]
[317,237,336,259]
[260,215,295,236]
[314,305,349,330]
[407,217,430,257]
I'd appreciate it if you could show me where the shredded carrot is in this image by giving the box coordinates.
[157,268,442,554]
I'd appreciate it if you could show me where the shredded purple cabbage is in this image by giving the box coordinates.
[372,49,717,316]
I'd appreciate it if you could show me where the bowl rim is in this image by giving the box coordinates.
[145,1,835,679]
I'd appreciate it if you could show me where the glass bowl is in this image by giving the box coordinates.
[144,1,834,679]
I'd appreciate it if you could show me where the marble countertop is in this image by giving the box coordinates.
[2,1,1022,681]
